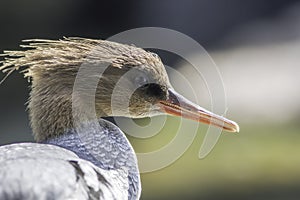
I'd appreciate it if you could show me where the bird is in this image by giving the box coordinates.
[0,37,239,200]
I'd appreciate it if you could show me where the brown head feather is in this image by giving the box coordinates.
[0,37,170,141]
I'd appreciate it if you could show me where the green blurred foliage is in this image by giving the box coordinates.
[127,118,300,199]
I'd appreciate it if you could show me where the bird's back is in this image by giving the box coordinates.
[0,143,129,200]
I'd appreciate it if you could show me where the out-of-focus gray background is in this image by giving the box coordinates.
[1,1,300,199]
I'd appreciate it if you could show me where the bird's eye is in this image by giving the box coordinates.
[134,75,149,89]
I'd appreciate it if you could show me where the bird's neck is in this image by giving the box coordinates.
[28,79,110,142]
[29,82,141,199]
[43,119,141,200]
[28,79,74,141]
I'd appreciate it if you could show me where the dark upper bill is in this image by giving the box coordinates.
[158,89,239,132]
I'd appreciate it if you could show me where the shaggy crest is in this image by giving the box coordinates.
[0,37,163,84]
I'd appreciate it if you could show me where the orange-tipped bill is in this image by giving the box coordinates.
[158,89,239,132]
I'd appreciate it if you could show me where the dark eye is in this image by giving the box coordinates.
[134,75,149,88]
[144,83,165,98]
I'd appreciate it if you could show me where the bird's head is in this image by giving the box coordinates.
[69,38,239,132]
[0,37,238,141]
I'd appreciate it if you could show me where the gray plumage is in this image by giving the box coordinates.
[0,119,140,200]
[0,143,129,200]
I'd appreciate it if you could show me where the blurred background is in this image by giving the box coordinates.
[0,0,300,199]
